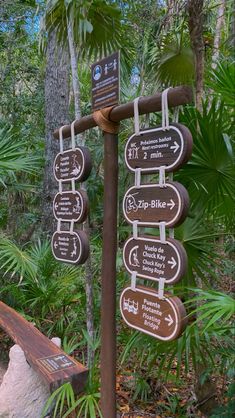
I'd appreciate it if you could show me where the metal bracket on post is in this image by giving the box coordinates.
[131,271,137,291]
[159,222,166,243]
[132,220,138,239]
[159,166,166,188]
[59,126,64,154]
[57,219,61,233]
[58,180,62,194]
[70,220,74,233]
[134,168,141,188]
[158,277,165,299]
[71,178,76,193]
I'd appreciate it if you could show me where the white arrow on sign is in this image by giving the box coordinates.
[54,242,58,249]
[54,202,58,210]
[164,314,173,326]
[167,257,177,269]
[55,164,59,172]
[170,141,180,154]
[167,199,175,210]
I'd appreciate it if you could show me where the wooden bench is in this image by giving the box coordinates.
[0,301,88,393]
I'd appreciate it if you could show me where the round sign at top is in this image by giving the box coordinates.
[53,147,92,183]
[125,123,193,173]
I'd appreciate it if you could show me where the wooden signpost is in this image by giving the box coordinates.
[53,190,88,223]
[123,182,189,227]
[125,123,193,173]
[53,147,92,182]
[123,236,187,284]
[120,286,187,341]
[51,81,193,418]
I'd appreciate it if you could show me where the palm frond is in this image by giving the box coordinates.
[0,126,41,181]
[177,101,235,222]
[0,235,36,281]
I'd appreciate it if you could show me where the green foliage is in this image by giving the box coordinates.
[41,382,75,418]
[63,392,102,418]
[177,101,235,222]
[186,289,235,332]
[0,234,36,281]
[0,125,41,183]
[41,0,125,59]
[132,373,151,402]
[149,29,195,86]
[208,61,235,109]
[210,383,235,418]
[0,238,86,333]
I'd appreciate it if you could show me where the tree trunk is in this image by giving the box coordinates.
[165,0,176,29]
[42,30,70,235]
[67,18,95,367]
[211,0,226,69]
[187,0,205,111]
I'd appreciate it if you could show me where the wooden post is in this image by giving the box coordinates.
[100,132,118,418]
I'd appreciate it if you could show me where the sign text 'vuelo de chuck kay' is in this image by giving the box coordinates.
[123,236,187,284]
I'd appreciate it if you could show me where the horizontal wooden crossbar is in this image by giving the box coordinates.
[0,302,88,393]
[53,85,193,139]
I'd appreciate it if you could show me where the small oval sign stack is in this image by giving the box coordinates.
[52,137,92,265]
[121,121,193,341]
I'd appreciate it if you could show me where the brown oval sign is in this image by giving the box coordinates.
[53,147,92,182]
[51,230,89,264]
[123,236,187,284]
[120,286,187,341]
[125,123,193,173]
[53,191,88,223]
[123,182,189,227]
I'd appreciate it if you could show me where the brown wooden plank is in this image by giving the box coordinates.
[0,301,88,393]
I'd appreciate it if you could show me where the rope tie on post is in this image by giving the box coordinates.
[71,120,76,150]
[93,106,120,134]
[132,220,138,239]
[161,87,171,131]
[133,96,142,135]
[59,126,64,153]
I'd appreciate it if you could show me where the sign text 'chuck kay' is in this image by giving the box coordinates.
[123,236,187,284]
